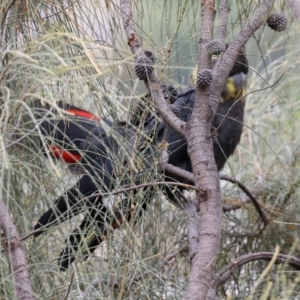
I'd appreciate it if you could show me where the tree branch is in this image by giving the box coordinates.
[161,146,264,218]
[219,174,268,225]
[184,202,200,261]
[218,0,229,44]
[0,199,33,300]
[160,149,194,184]
[120,0,186,137]
[208,251,300,297]
[184,1,219,298]
[210,0,275,112]
[163,245,189,262]
[185,1,275,299]
[163,163,194,184]
[119,0,143,57]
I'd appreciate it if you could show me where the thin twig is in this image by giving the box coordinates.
[222,199,251,211]
[163,245,189,262]
[160,149,195,187]
[162,163,194,184]
[209,74,284,138]
[210,251,300,289]
[87,181,198,199]
[219,174,268,225]
[0,0,17,45]
[120,0,186,137]
[159,0,189,80]
[63,270,75,300]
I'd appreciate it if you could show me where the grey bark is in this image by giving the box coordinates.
[0,200,33,300]
[119,0,276,299]
[184,1,275,299]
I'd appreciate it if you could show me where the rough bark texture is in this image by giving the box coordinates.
[186,1,223,300]
[119,0,143,57]
[184,2,220,299]
[184,1,275,299]
[218,0,229,44]
[120,0,276,299]
[0,200,33,300]
[184,202,200,261]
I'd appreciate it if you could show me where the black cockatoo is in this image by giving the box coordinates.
[33,49,248,270]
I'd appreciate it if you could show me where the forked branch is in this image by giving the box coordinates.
[207,250,300,299]
[120,0,186,136]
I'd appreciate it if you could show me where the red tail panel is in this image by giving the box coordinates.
[47,105,99,163]
[50,146,82,163]
[66,109,100,121]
